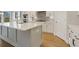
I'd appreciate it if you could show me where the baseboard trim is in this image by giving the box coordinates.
[43,32,54,35]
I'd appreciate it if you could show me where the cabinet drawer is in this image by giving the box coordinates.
[42,23,47,32]
[2,26,8,38]
[8,28,17,42]
[75,40,79,46]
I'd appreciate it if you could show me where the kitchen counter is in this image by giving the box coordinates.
[0,22,43,31]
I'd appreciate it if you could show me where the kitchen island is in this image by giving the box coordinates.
[0,22,42,47]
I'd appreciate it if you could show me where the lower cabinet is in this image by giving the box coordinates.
[8,28,17,43]
[0,26,2,34]
[17,26,42,47]
[68,29,79,47]
[42,20,54,34]
[30,26,42,47]
[17,30,31,47]
[0,25,42,47]
[42,23,47,32]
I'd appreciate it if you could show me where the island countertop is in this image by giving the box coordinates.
[0,22,44,31]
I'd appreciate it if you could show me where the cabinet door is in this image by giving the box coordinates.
[74,35,79,47]
[0,26,2,34]
[42,20,54,34]
[46,20,54,33]
[8,28,17,42]
[31,26,42,47]
[42,23,47,32]
[2,26,8,38]
[17,30,30,47]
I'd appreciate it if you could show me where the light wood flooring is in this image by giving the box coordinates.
[41,32,70,47]
[0,32,70,47]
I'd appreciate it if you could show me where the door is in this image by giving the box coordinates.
[54,11,67,42]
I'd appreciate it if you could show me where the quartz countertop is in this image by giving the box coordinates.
[0,22,43,31]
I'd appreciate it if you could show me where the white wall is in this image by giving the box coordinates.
[53,11,68,43]
[67,11,79,25]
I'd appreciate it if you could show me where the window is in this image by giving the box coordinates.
[3,11,10,22]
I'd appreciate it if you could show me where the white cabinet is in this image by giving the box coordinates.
[68,30,75,46]
[16,30,30,47]
[2,26,8,38]
[8,28,17,42]
[46,20,54,33]
[41,12,54,33]
[68,31,79,47]
[42,22,47,32]
[68,25,79,47]
[74,36,79,46]
[42,20,54,34]
[31,26,42,47]
[17,26,42,47]
[0,22,42,47]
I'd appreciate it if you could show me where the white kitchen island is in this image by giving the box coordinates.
[0,22,42,47]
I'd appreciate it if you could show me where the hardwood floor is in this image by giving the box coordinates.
[41,32,70,47]
[0,32,70,47]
